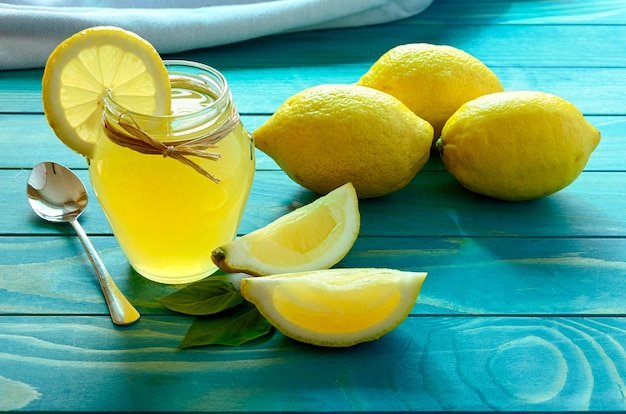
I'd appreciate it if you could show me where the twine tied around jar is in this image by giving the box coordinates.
[102,108,241,184]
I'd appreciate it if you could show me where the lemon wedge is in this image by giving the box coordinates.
[211,182,360,276]
[42,26,171,158]
[240,268,427,347]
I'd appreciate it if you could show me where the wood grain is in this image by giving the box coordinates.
[1,0,625,411]
[2,114,624,171]
[2,167,625,238]
[416,0,626,24]
[1,315,625,411]
[2,235,626,316]
[2,65,626,115]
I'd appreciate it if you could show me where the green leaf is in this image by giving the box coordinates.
[179,301,273,348]
[158,276,243,315]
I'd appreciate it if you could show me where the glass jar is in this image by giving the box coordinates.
[90,60,255,284]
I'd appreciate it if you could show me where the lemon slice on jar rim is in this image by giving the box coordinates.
[42,26,171,158]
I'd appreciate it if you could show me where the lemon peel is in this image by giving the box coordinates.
[254,84,433,198]
[357,43,503,140]
[438,91,601,201]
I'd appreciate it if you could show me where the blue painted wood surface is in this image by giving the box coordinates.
[1,0,626,411]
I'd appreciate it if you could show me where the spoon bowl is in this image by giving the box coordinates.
[27,162,140,326]
[27,162,88,223]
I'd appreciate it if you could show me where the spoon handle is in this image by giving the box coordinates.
[69,219,140,326]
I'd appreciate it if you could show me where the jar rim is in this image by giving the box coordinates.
[104,59,231,121]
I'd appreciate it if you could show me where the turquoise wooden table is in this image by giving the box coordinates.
[2,0,626,411]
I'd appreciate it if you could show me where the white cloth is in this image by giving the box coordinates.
[0,0,433,70]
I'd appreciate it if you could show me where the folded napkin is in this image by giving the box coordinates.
[0,0,433,70]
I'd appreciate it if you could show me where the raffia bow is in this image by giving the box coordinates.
[102,108,240,183]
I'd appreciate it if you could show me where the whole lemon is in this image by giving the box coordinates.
[357,43,504,140]
[254,84,433,198]
[437,91,601,201]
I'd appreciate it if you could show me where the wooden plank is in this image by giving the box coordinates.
[1,114,619,171]
[3,19,626,115]
[2,65,625,116]
[168,24,626,69]
[0,236,178,316]
[0,113,278,170]
[2,24,625,86]
[416,0,626,24]
[2,235,625,316]
[351,236,626,316]
[1,315,625,412]
[3,167,625,238]
[223,67,626,117]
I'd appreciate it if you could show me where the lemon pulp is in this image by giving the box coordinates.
[273,281,400,333]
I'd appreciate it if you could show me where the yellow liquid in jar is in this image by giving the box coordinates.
[90,85,255,284]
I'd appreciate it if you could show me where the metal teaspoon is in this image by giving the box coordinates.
[26,161,140,326]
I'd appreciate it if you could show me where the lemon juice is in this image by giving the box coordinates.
[90,61,255,284]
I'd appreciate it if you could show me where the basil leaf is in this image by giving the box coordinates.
[158,276,243,315]
[179,302,273,348]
